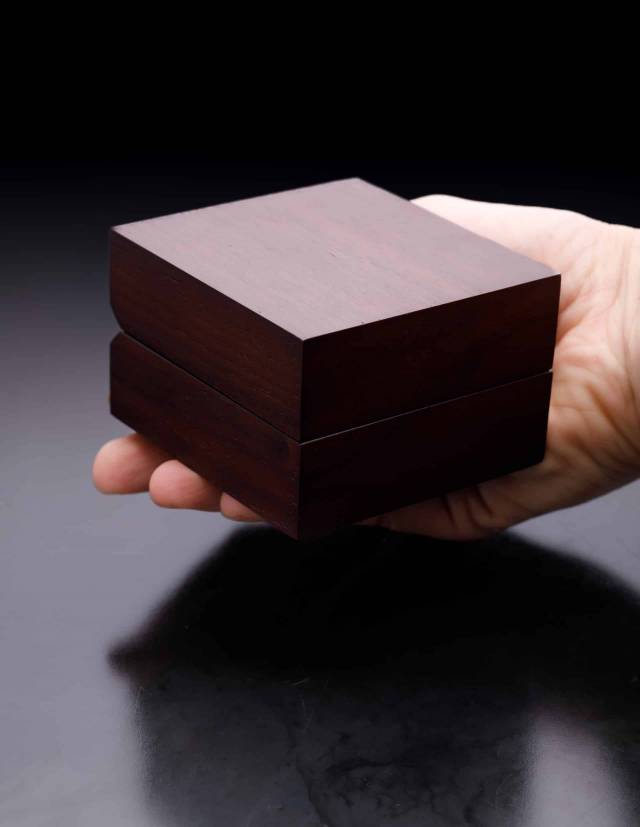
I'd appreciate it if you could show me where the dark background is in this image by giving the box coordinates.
[2,152,640,825]
[5,152,640,310]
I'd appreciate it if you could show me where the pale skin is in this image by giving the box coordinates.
[93,195,640,539]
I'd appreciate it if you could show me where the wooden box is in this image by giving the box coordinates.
[109,178,560,538]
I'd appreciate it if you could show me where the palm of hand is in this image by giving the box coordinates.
[378,196,640,538]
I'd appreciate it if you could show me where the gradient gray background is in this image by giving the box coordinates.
[2,158,640,826]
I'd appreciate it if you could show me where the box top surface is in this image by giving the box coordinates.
[114,178,554,340]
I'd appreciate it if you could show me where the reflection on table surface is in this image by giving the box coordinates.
[102,525,640,826]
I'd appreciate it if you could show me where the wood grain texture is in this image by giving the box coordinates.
[111,178,560,440]
[111,232,303,439]
[111,334,552,540]
[302,278,558,438]
[110,333,300,535]
[299,371,552,538]
[113,178,555,337]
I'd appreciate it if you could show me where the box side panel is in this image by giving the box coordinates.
[111,231,303,440]
[110,334,300,537]
[298,372,552,538]
[301,275,559,440]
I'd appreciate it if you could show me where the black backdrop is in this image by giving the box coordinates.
[3,153,639,307]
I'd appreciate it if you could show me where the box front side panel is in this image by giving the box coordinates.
[299,372,552,537]
[302,277,560,440]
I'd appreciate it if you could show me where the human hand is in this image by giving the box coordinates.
[93,196,640,539]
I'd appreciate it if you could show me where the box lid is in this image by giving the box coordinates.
[111,178,560,441]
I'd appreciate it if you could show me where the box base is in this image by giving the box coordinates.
[111,334,552,539]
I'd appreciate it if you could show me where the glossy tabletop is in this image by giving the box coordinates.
[2,163,640,826]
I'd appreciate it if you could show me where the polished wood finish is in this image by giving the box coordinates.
[111,232,303,439]
[111,334,552,539]
[111,334,299,534]
[299,370,551,538]
[302,278,557,438]
[111,178,560,440]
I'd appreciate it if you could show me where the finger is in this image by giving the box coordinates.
[93,434,171,494]
[219,492,263,523]
[374,494,495,541]
[149,460,222,510]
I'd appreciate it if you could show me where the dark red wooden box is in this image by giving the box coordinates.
[109,178,560,538]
